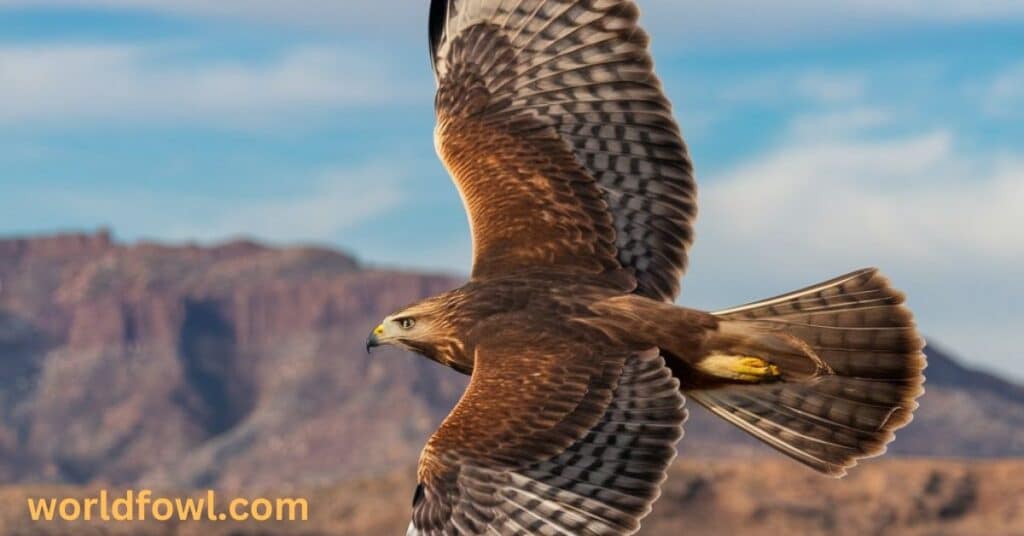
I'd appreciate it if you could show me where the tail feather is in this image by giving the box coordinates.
[691,268,925,477]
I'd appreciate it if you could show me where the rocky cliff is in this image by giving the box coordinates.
[0,232,465,489]
[0,232,1022,491]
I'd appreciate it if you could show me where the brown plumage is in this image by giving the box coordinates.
[364,1,926,534]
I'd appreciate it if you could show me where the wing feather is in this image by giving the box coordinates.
[432,0,696,300]
[409,327,686,535]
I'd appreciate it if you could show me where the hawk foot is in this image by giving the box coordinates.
[697,354,783,383]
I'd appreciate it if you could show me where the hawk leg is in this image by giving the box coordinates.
[696,354,783,383]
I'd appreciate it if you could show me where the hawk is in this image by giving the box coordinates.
[365,1,926,534]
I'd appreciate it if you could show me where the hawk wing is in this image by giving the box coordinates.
[431,0,697,301]
[409,329,686,535]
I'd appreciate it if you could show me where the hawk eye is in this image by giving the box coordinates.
[398,317,416,330]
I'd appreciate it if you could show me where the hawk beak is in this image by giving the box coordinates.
[366,324,385,354]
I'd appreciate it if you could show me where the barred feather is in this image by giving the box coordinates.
[409,347,686,535]
[691,268,926,477]
[431,0,696,301]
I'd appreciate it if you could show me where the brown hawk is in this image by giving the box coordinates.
[365,1,926,534]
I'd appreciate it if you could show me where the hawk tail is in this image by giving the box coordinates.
[690,268,926,477]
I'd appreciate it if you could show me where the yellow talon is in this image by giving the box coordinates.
[736,357,781,377]
[697,354,783,383]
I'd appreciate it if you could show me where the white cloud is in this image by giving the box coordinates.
[176,166,406,243]
[984,62,1024,119]
[0,44,412,126]
[0,0,394,24]
[786,107,893,139]
[794,72,867,103]
[649,0,1024,42]
[719,71,867,106]
[2,1,1023,40]
[38,164,406,244]
[698,131,1024,273]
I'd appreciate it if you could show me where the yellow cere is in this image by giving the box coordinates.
[374,324,385,336]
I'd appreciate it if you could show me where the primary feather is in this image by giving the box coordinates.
[431,0,696,301]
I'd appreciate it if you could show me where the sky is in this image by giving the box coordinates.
[0,1,1022,379]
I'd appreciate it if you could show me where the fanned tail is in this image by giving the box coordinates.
[691,268,926,477]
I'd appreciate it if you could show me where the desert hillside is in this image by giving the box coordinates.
[1,232,1023,493]
[2,458,1022,535]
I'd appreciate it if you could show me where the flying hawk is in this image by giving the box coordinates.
[366,1,926,534]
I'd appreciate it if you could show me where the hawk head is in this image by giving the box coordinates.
[366,295,468,371]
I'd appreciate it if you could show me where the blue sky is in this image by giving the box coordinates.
[1,1,1022,378]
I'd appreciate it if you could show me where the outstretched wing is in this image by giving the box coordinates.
[409,329,686,535]
[432,0,696,301]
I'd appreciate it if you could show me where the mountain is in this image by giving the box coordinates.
[0,232,1022,491]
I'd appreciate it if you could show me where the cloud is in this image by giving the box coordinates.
[0,0,375,22]
[794,72,867,103]
[786,107,893,139]
[698,131,1023,274]
[34,163,407,244]
[719,71,867,106]
[2,1,1023,40]
[0,44,412,127]
[984,62,1024,119]
[175,166,406,243]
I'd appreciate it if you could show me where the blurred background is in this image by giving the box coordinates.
[0,1,1022,534]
